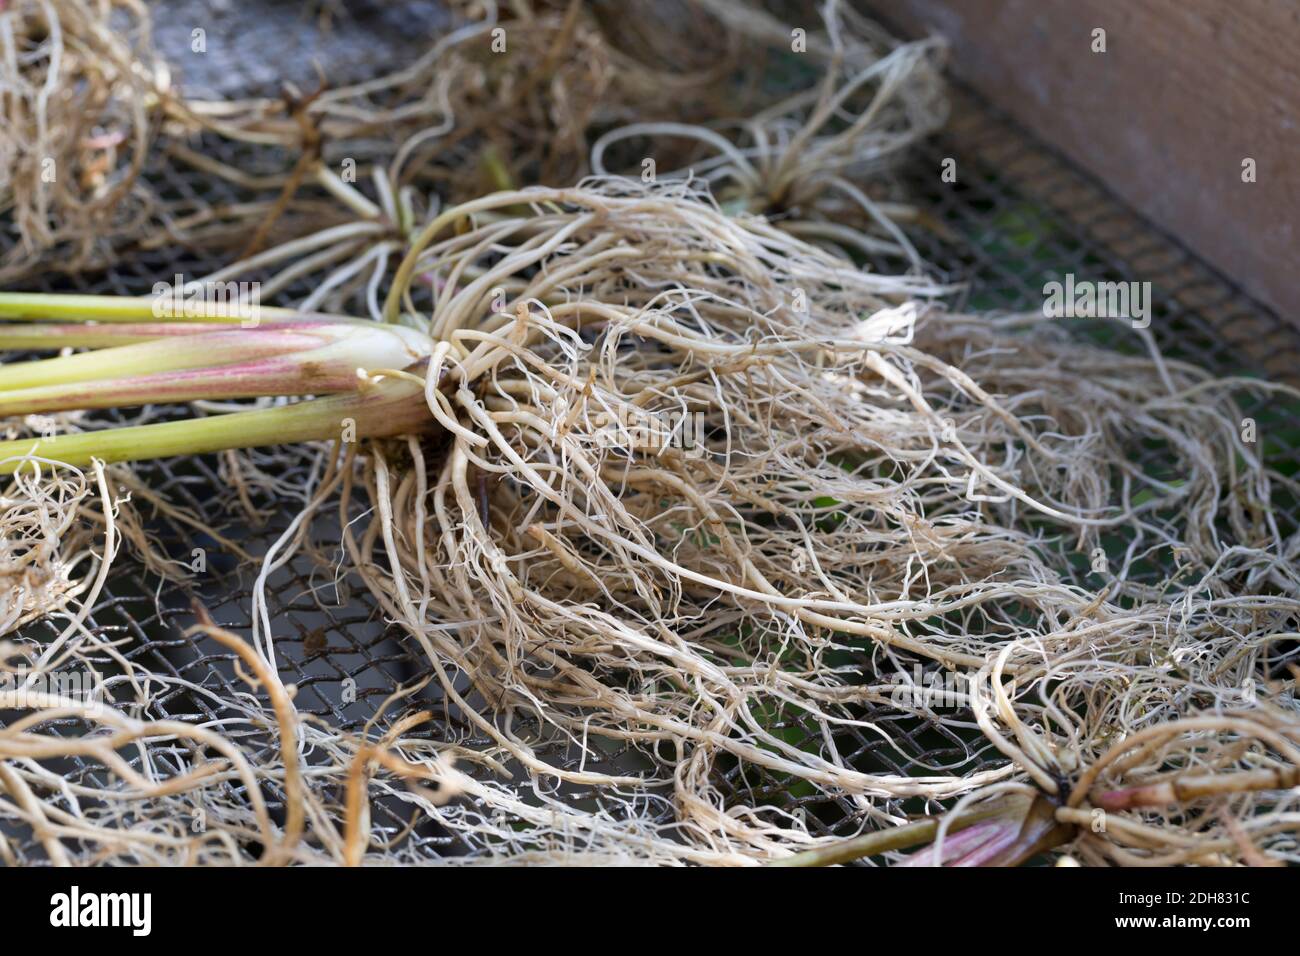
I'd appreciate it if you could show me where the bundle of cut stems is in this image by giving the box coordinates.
[0,293,432,473]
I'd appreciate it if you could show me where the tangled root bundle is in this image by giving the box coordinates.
[185,0,726,209]
[0,0,168,281]
[0,0,725,283]
[175,0,941,258]
[255,179,1293,863]
[591,17,947,267]
[3,5,1298,868]
[0,458,102,636]
[0,0,942,288]
[3,180,1298,865]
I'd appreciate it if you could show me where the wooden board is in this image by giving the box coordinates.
[870,0,1299,321]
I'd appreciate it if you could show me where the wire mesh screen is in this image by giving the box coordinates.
[4,2,1298,864]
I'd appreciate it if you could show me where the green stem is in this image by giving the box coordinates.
[0,292,336,325]
[0,323,206,350]
[0,379,435,475]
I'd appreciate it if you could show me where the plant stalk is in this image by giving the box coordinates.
[0,377,435,475]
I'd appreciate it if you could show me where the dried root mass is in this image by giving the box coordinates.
[0,0,168,281]
[326,181,1299,863]
[1,2,1297,868]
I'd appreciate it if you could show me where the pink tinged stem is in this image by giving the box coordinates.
[897,792,1072,868]
[0,318,373,351]
[0,324,430,413]
[0,357,368,415]
[898,820,1009,867]
[0,329,326,393]
[1095,767,1300,811]
[948,822,1025,867]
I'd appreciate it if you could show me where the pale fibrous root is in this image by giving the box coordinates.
[302,179,1299,863]
[2,3,1298,866]
[4,178,1297,865]
[0,0,169,282]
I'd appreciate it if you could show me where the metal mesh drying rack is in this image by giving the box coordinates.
[3,0,1297,864]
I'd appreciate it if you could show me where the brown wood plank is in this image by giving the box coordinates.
[870,0,1299,321]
